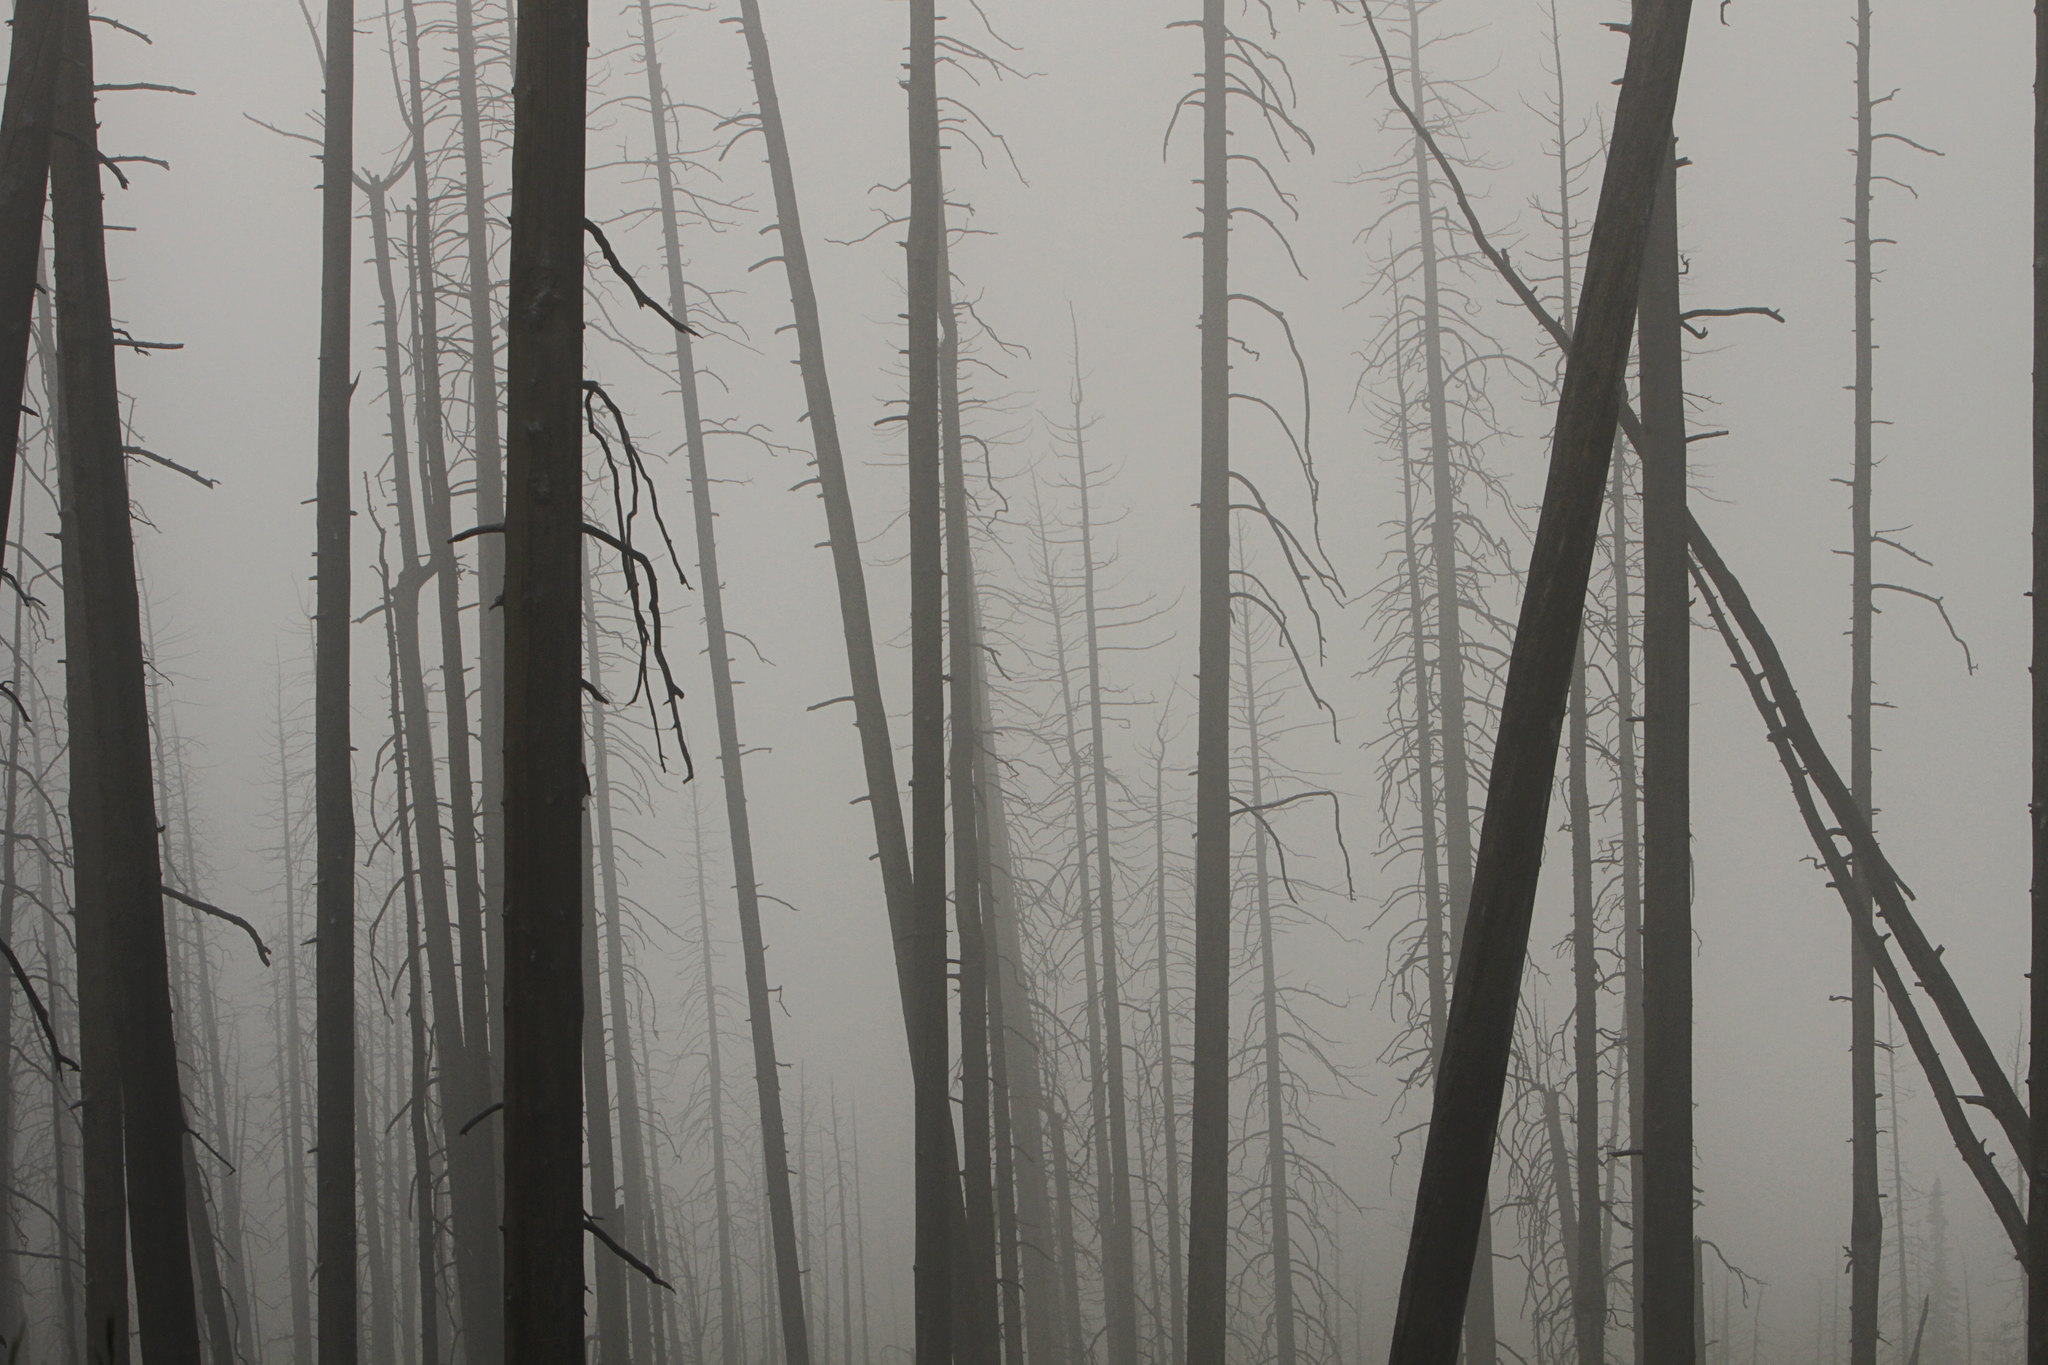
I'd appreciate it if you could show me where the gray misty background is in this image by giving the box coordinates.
[8,0,2031,1359]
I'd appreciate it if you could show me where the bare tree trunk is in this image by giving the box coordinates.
[1048,1081,1089,1365]
[1566,643,1605,1365]
[690,791,742,1365]
[41,782,82,1365]
[1607,437,1643,1362]
[51,0,199,1350]
[0,0,57,589]
[1847,10,1882,1363]
[583,785,628,1361]
[1071,347,1139,1365]
[1244,640,1296,1365]
[500,0,588,1349]
[1638,142,1693,1365]
[312,0,360,1352]
[1153,747,1185,1365]
[945,257,1002,1365]
[590,612,654,1361]
[451,0,507,1104]
[383,561,442,1365]
[2030,0,2048,1347]
[1382,3,1694,1359]
[278,696,315,1365]
[1185,0,1233,1355]
[0,463,26,1344]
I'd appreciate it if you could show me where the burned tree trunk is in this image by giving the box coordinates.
[51,0,201,1354]
[0,0,57,588]
[312,0,359,1355]
[500,0,589,1350]
[1381,1,1694,1360]
[1638,142,1693,1365]
[1186,0,1233,1358]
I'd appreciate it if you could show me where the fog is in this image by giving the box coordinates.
[0,0,2033,1361]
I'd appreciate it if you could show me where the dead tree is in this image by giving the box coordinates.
[0,0,57,588]
[1377,0,1695,1360]
[50,0,201,1353]
[500,0,588,1351]
[1638,142,1692,1363]
[2032,0,2048,1347]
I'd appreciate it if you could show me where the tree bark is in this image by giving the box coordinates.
[500,0,588,1349]
[52,0,201,1352]
[0,0,57,597]
[1381,2,1693,1360]
[2031,0,2048,1343]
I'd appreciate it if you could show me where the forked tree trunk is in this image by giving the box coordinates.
[51,0,200,1353]
[500,0,589,1349]
[1638,141,1693,1363]
[1185,0,1233,1356]
[1381,3,1693,1360]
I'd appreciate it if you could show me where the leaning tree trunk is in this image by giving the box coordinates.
[1381,2,1694,1360]
[51,0,201,1354]
[1186,0,1233,1356]
[312,0,359,1355]
[642,6,810,1354]
[500,0,588,1350]
[0,0,57,597]
[1638,140,1693,1364]
[1847,10,1883,1362]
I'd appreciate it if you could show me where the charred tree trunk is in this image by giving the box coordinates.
[1186,0,1233,1356]
[0,0,56,592]
[1638,142,1693,1365]
[51,0,201,1352]
[500,0,588,1349]
[1847,10,1882,1362]
[905,2,954,1363]
[1381,3,1694,1360]
[313,0,360,1353]
[2031,0,2048,1345]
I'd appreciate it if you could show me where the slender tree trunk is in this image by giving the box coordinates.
[1185,0,1233,1355]
[690,791,743,1365]
[0,464,26,1344]
[312,0,360,1352]
[2029,0,2048,1346]
[946,257,1002,1365]
[1244,640,1296,1365]
[589,610,655,1361]
[279,699,315,1365]
[1847,10,1882,1363]
[1048,1081,1089,1365]
[1072,348,1139,1365]
[1639,141,1693,1365]
[1566,642,1605,1365]
[383,565,442,1365]
[0,0,57,588]
[583,786,629,1361]
[42,782,83,1365]
[1153,748,1186,1365]
[1382,2,1694,1359]
[500,0,589,1348]
[452,0,507,1101]
[51,0,200,1351]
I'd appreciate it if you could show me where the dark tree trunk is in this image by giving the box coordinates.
[313,0,359,1355]
[2031,0,2048,1344]
[0,0,57,595]
[1847,9,1882,1361]
[51,0,200,1353]
[905,3,953,1365]
[1380,3,1693,1360]
[500,0,588,1350]
[1185,0,1233,1357]
[1638,141,1693,1365]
